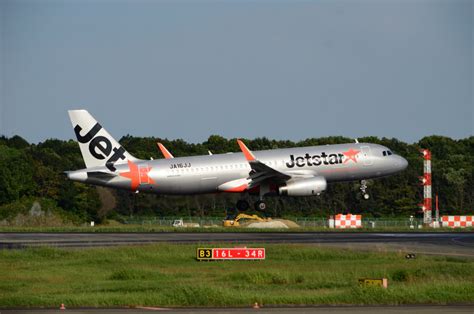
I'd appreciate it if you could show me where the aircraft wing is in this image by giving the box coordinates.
[237,140,291,187]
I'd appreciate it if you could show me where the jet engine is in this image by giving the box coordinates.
[279,176,327,196]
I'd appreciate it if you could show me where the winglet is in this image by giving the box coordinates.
[157,142,174,159]
[237,139,256,161]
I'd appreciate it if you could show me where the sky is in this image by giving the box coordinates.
[1,0,472,144]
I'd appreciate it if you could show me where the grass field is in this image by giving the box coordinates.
[0,244,473,308]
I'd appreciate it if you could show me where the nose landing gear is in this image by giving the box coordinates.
[360,180,370,200]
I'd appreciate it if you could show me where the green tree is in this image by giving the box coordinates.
[0,145,36,204]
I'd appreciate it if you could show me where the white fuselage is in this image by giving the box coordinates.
[67,142,408,195]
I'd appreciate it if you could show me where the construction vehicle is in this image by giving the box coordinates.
[223,213,271,227]
[172,219,200,228]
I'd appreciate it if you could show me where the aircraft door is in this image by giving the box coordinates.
[360,146,373,166]
[139,165,151,184]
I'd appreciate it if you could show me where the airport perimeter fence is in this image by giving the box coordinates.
[123,216,425,228]
[124,217,223,227]
[294,217,424,228]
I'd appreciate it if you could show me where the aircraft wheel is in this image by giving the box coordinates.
[236,200,250,212]
[255,200,267,211]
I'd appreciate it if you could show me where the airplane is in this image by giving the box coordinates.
[66,110,408,211]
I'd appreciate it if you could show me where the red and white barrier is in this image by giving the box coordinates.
[334,214,362,229]
[441,216,474,228]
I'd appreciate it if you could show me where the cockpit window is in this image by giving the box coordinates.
[382,151,387,156]
[387,150,393,156]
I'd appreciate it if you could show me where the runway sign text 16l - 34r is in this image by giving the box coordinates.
[197,248,265,261]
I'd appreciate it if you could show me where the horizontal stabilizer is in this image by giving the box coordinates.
[87,171,117,180]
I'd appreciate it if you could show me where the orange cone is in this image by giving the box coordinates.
[60,303,66,310]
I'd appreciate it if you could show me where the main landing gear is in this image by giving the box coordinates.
[360,180,370,200]
[236,199,250,212]
[235,199,267,212]
[236,183,269,212]
[254,200,267,211]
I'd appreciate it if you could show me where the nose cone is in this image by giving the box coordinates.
[397,156,408,171]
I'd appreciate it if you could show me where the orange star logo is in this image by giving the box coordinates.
[343,148,360,163]
[119,160,155,191]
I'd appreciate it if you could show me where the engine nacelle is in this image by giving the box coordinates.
[279,176,327,196]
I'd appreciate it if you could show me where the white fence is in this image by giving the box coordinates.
[123,216,428,228]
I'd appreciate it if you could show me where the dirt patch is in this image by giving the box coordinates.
[244,219,300,229]
[246,221,289,228]
[275,219,300,228]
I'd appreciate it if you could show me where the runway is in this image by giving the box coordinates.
[1,232,473,257]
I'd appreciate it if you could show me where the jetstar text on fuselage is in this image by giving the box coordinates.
[286,152,355,168]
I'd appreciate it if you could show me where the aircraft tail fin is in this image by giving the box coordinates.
[68,109,137,171]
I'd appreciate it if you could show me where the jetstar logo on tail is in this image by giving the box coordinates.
[119,160,155,191]
[74,122,126,171]
[286,149,360,168]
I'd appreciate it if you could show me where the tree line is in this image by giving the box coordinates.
[0,134,472,223]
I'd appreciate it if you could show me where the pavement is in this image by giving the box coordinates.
[0,232,473,257]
